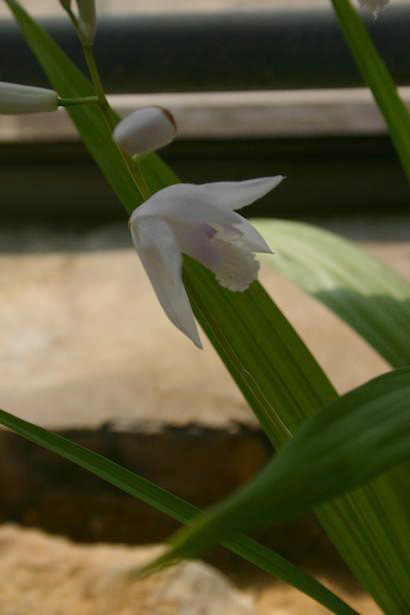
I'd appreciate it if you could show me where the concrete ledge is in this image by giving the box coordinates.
[1,88,410,142]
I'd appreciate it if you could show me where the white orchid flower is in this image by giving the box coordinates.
[129,177,284,347]
[358,0,390,17]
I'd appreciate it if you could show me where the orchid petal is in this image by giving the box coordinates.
[172,222,222,269]
[233,219,273,254]
[132,184,243,227]
[130,216,202,348]
[201,176,285,211]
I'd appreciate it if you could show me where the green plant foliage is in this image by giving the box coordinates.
[4,1,410,611]
[331,0,410,180]
[252,219,410,577]
[143,368,410,573]
[252,219,410,367]
[0,406,357,615]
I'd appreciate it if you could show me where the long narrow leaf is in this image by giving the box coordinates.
[252,218,410,367]
[5,2,410,611]
[331,0,410,179]
[0,406,357,615]
[252,220,410,581]
[145,368,410,572]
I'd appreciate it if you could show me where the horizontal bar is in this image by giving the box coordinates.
[1,87,410,141]
[0,6,409,92]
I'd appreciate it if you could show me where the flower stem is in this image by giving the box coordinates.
[330,0,410,181]
[129,157,152,201]
[64,6,152,201]
[58,95,99,107]
[81,48,152,199]
[84,47,152,200]
[81,42,117,130]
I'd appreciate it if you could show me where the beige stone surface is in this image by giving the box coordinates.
[0,524,382,614]
[0,0,407,16]
[1,0,406,18]
[0,220,406,430]
[0,525,253,614]
[0,228,249,429]
[0,0,356,18]
[1,221,404,430]
[255,577,382,614]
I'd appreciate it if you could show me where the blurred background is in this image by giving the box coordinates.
[0,0,408,613]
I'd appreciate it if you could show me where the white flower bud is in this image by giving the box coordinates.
[358,0,390,17]
[0,81,58,115]
[113,106,177,156]
[76,0,96,44]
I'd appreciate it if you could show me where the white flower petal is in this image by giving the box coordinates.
[132,184,243,227]
[130,216,202,348]
[201,176,285,211]
[233,219,273,254]
[172,222,222,269]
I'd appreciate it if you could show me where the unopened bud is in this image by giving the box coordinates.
[113,107,177,156]
[358,0,390,17]
[0,81,58,115]
[76,0,96,44]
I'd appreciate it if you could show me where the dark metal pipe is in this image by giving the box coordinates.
[0,6,409,93]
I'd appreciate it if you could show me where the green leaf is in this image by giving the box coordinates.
[331,0,410,180]
[145,368,410,573]
[5,1,410,611]
[253,218,410,610]
[252,219,410,367]
[0,406,358,615]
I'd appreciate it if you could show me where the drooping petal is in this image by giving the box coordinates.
[201,176,285,211]
[132,184,243,227]
[130,216,202,348]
